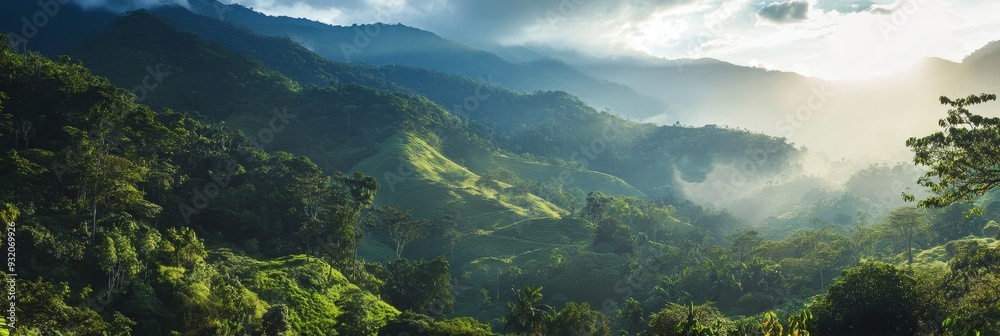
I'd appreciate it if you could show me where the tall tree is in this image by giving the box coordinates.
[905,93,1000,210]
[97,226,141,300]
[620,297,644,333]
[550,302,601,336]
[371,206,431,259]
[884,207,926,265]
[64,115,152,242]
[647,302,729,336]
[504,285,554,336]
[730,229,763,262]
[584,192,611,224]
[334,172,379,259]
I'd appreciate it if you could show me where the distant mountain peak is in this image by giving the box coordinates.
[964,40,1000,65]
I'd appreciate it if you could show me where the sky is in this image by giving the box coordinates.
[210,0,1000,80]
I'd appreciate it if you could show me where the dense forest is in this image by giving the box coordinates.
[2,1,1000,335]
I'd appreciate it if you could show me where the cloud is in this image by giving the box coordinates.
[72,0,191,12]
[757,0,810,24]
[214,0,998,84]
[867,6,894,15]
[224,0,709,51]
[406,0,705,43]
[865,0,922,15]
[815,0,877,14]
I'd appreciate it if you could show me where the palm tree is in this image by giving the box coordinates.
[504,285,554,335]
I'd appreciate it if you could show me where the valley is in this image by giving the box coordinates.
[2,1,1000,335]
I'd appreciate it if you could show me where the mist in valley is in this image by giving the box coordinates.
[6,0,1000,335]
[535,47,1000,229]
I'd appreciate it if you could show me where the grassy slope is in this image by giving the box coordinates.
[907,237,1000,268]
[165,251,399,334]
[352,133,564,230]
[351,133,623,319]
[463,151,646,199]
[351,131,645,233]
[457,218,595,265]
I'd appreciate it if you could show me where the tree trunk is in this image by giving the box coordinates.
[907,235,913,265]
[92,198,98,242]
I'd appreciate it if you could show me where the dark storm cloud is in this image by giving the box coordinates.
[757,0,810,24]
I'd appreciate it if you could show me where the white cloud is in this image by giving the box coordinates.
[223,0,1000,80]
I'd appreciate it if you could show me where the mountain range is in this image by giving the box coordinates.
[4,0,1000,332]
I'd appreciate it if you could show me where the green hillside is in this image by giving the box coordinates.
[77,10,799,201]
[0,42,407,335]
[7,2,1000,334]
[352,132,565,232]
[462,151,646,199]
[167,251,400,335]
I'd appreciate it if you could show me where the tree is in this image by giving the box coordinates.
[619,297,644,333]
[164,226,207,268]
[584,192,611,224]
[263,304,291,336]
[371,206,431,258]
[382,257,454,318]
[475,176,503,199]
[335,289,384,336]
[558,190,580,217]
[504,286,554,335]
[592,218,636,254]
[812,262,921,336]
[380,312,494,336]
[759,311,812,336]
[730,229,763,262]
[16,278,116,334]
[884,207,926,265]
[429,317,494,336]
[905,93,1000,210]
[941,242,1000,334]
[0,202,18,225]
[337,171,380,210]
[434,211,462,259]
[62,99,155,242]
[95,216,157,300]
[109,311,137,336]
[648,302,729,336]
[378,311,433,336]
[292,165,328,222]
[334,171,379,259]
[550,302,601,336]
[293,169,360,263]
